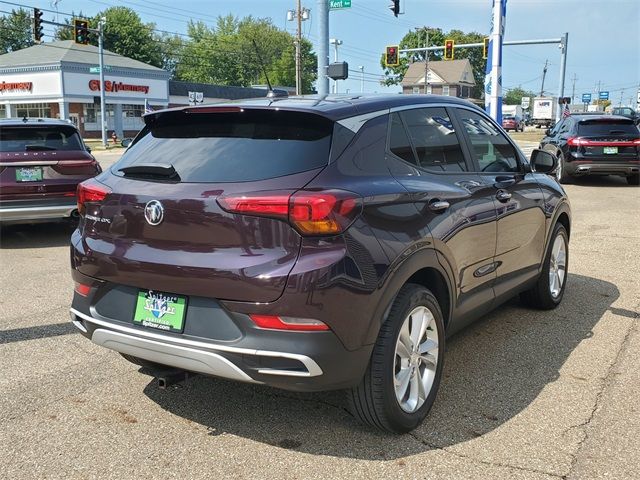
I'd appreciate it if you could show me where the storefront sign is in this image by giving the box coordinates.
[0,81,33,93]
[89,79,149,94]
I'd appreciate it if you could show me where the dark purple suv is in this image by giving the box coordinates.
[0,118,101,223]
[70,96,571,432]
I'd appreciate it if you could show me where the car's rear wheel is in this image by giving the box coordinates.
[555,153,571,184]
[521,223,569,309]
[347,284,445,433]
[627,173,640,186]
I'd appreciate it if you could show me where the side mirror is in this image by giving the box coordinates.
[86,146,92,153]
[530,149,557,174]
[544,128,551,136]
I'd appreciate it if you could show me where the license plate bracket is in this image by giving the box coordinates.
[133,290,187,333]
[16,167,43,182]
[603,146,618,154]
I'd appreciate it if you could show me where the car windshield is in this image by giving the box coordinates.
[114,109,334,183]
[0,125,84,152]
[577,119,639,136]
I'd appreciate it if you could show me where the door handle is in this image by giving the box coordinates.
[428,199,450,213]
[495,190,512,202]
[494,175,516,187]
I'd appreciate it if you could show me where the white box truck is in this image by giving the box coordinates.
[532,97,557,128]
[502,105,523,118]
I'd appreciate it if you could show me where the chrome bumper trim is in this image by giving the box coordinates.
[70,308,323,378]
[0,204,76,221]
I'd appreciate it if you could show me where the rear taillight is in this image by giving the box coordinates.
[567,137,585,146]
[74,282,91,297]
[217,189,362,236]
[568,137,640,147]
[249,314,330,331]
[77,178,111,215]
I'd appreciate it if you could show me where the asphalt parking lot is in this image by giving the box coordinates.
[1,146,638,479]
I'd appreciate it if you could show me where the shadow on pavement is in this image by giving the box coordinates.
[0,322,77,344]
[567,175,632,187]
[142,273,617,460]
[0,221,75,249]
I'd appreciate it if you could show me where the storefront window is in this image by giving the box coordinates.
[0,104,6,118]
[15,103,51,118]
[122,104,144,118]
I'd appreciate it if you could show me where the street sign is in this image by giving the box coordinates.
[521,97,530,109]
[329,0,351,9]
[599,91,609,100]
[89,66,111,73]
[582,93,591,103]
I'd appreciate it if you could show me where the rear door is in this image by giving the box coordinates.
[0,124,97,203]
[74,108,336,303]
[452,107,547,301]
[386,106,498,323]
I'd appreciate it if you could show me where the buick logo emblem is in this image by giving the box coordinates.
[144,200,164,226]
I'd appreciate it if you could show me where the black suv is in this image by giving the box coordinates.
[540,114,640,185]
[70,95,570,433]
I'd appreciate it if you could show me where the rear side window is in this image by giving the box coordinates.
[388,108,468,172]
[115,110,334,182]
[0,126,83,152]
[577,120,638,136]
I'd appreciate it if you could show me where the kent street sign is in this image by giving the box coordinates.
[329,0,352,9]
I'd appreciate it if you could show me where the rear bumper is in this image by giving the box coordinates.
[566,160,640,177]
[0,199,77,223]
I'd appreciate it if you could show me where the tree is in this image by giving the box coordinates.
[381,27,487,97]
[0,8,34,54]
[504,87,535,105]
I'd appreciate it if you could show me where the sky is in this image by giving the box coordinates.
[17,0,640,106]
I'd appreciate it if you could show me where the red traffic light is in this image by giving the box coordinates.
[385,45,400,67]
[444,39,455,61]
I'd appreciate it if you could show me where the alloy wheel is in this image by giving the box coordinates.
[393,306,439,413]
[549,234,567,298]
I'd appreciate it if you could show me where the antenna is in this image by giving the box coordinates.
[251,40,287,99]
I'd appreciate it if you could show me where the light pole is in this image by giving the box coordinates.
[329,38,342,93]
[287,2,310,95]
[358,65,364,93]
[316,0,329,96]
[98,17,107,148]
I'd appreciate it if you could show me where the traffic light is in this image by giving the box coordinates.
[483,37,489,60]
[33,8,43,43]
[388,1,400,17]
[444,39,454,61]
[74,19,89,45]
[385,45,399,67]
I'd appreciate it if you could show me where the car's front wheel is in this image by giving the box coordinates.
[521,222,569,309]
[555,153,571,184]
[627,173,640,186]
[347,284,445,433]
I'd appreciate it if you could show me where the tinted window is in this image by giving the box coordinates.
[390,108,467,172]
[577,120,638,136]
[458,110,519,173]
[389,113,415,163]
[114,110,333,183]
[0,126,83,152]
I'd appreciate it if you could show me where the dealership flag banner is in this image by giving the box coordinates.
[485,0,507,123]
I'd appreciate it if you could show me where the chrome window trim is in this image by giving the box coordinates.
[337,109,390,133]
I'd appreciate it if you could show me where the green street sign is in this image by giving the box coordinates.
[329,0,352,9]
[89,66,112,73]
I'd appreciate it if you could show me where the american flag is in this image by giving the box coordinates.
[562,102,571,118]
[144,99,153,114]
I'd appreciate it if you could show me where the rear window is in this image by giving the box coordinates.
[0,125,83,152]
[114,109,334,182]
[577,120,639,136]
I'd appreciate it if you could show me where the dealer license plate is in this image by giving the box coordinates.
[133,290,187,333]
[603,147,618,154]
[16,167,43,182]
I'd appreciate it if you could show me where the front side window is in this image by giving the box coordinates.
[457,109,519,173]
[388,108,467,172]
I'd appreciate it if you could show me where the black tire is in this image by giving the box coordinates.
[347,284,445,433]
[520,223,569,310]
[120,353,164,369]
[627,174,640,186]
[555,153,572,184]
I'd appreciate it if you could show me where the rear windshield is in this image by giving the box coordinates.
[0,125,83,152]
[114,109,334,183]
[577,120,639,136]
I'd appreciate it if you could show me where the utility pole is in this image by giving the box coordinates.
[571,73,577,104]
[424,29,429,94]
[295,0,302,95]
[316,0,329,96]
[540,59,548,97]
[358,65,364,93]
[555,32,568,121]
[596,80,601,109]
[98,17,107,148]
[619,89,624,107]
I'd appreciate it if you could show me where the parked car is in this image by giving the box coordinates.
[0,118,101,224]
[611,107,639,125]
[502,115,525,132]
[70,95,571,433]
[539,114,640,185]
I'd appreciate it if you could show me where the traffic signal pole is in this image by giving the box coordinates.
[555,32,569,122]
[98,18,107,148]
[316,0,329,96]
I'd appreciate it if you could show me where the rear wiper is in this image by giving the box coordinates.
[609,130,628,134]
[119,163,180,181]
[25,145,56,151]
